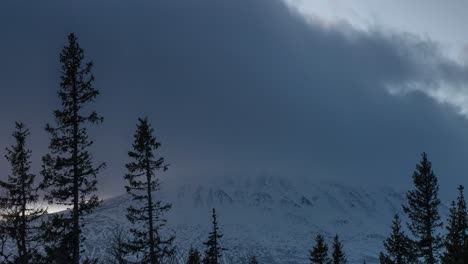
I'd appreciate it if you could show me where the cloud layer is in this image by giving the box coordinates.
[0,0,467,199]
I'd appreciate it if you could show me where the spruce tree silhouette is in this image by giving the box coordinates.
[331,235,346,264]
[124,117,174,264]
[380,214,417,264]
[403,152,442,264]
[203,208,226,264]
[40,33,105,264]
[0,123,46,264]
[310,234,330,264]
[442,185,467,264]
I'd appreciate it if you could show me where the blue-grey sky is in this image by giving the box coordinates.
[285,0,468,62]
[0,0,467,201]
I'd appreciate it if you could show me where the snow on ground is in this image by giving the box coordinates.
[80,176,448,263]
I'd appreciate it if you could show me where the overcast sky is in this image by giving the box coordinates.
[0,0,467,201]
[285,0,468,62]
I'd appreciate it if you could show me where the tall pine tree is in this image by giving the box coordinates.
[442,185,467,264]
[403,152,442,264]
[0,123,46,264]
[380,214,417,264]
[331,235,346,264]
[124,117,174,264]
[203,208,226,264]
[310,234,330,264]
[40,33,104,264]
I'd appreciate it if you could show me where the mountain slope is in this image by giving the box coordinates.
[80,176,448,263]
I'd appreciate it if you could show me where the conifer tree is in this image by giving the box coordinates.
[403,152,442,264]
[464,235,468,263]
[442,185,467,264]
[380,214,417,264]
[186,247,201,264]
[40,33,105,264]
[249,255,259,264]
[124,117,174,264]
[379,253,391,264]
[203,208,226,264]
[331,235,346,264]
[0,123,46,264]
[310,234,330,264]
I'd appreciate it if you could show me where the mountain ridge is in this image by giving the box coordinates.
[78,176,445,263]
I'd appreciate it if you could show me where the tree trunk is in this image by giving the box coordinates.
[72,78,80,264]
[146,151,156,264]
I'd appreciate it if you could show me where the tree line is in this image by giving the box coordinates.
[0,33,467,264]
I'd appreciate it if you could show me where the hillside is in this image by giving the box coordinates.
[80,176,446,263]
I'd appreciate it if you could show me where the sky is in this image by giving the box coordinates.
[0,0,468,202]
[285,0,468,62]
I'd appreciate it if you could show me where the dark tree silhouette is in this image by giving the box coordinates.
[331,235,346,264]
[403,152,442,264]
[442,185,467,264]
[379,253,391,264]
[186,247,202,264]
[248,255,259,264]
[310,234,330,264]
[380,214,417,264]
[124,117,174,264]
[40,33,104,264]
[203,208,226,264]
[0,123,46,264]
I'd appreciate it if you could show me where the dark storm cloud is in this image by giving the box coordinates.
[0,0,467,199]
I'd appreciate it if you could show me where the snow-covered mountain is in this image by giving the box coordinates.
[80,176,449,264]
